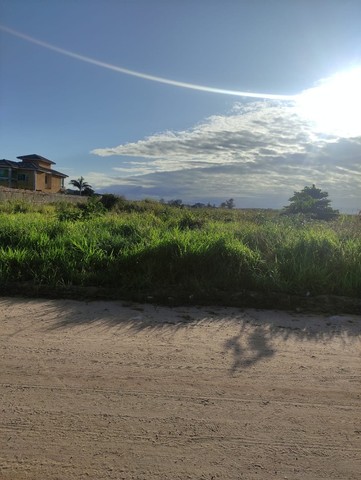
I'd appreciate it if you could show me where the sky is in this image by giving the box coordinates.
[1,0,361,212]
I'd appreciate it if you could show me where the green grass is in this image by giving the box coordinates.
[0,200,360,305]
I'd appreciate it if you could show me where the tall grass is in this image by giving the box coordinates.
[0,201,360,303]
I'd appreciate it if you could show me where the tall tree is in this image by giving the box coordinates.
[69,176,92,196]
[220,198,235,209]
[283,185,339,220]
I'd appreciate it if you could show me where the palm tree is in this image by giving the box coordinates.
[69,176,92,196]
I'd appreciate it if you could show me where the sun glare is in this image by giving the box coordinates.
[295,67,361,137]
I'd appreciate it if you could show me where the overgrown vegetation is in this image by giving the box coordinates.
[0,196,360,308]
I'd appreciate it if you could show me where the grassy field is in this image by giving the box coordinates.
[0,198,360,307]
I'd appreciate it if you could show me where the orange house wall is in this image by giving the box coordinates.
[36,160,54,169]
[35,172,63,193]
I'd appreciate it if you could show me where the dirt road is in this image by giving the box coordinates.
[1,297,361,479]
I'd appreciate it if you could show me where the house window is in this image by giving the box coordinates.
[45,174,52,187]
[0,168,8,178]
[18,174,28,181]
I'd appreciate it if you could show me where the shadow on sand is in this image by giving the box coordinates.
[1,296,360,373]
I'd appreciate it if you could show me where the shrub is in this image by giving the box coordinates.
[55,202,83,221]
[100,194,125,211]
[77,197,106,218]
[178,213,207,230]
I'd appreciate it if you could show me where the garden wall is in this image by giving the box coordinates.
[0,186,88,204]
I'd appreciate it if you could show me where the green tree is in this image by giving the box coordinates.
[82,186,95,196]
[69,176,92,196]
[220,198,235,209]
[283,184,339,220]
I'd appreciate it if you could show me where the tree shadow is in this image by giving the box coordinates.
[224,327,275,374]
[1,296,360,373]
[222,308,361,373]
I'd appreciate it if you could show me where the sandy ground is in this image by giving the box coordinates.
[1,297,361,480]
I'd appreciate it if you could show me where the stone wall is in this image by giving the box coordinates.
[0,186,88,204]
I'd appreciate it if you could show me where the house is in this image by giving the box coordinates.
[0,154,68,193]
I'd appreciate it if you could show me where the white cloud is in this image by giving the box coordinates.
[92,102,322,165]
[81,172,116,189]
[90,101,361,211]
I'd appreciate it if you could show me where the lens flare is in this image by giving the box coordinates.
[3,24,361,138]
[295,67,361,137]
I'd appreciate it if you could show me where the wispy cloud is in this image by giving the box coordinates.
[90,101,361,211]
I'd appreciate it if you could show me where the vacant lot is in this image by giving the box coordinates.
[1,297,361,479]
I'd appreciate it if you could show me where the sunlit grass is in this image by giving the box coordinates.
[0,202,360,302]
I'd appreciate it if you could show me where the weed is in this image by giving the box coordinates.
[0,201,359,301]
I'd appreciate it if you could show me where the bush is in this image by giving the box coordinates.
[100,194,125,211]
[178,213,207,230]
[77,197,106,218]
[55,198,105,221]
[55,202,83,221]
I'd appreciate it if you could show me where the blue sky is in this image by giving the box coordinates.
[1,0,361,211]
